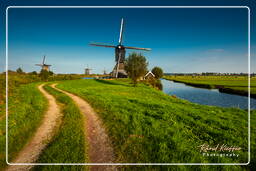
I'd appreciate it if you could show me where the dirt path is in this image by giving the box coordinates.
[51,84,116,171]
[6,84,61,171]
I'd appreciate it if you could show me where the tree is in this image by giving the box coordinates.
[39,69,50,81]
[125,52,148,86]
[152,66,163,79]
[16,67,24,74]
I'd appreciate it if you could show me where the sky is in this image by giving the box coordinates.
[0,0,255,74]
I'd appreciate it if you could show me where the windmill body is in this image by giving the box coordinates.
[35,55,51,71]
[90,18,151,78]
[85,67,92,75]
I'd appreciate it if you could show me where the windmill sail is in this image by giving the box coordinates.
[42,55,46,65]
[118,18,124,45]
[89,43,116,48]
[125,46,151,51]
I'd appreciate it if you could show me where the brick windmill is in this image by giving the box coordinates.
[90,18,151,78]
[35,55,51,71]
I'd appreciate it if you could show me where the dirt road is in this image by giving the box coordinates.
[6,84,61,171]
[51,84,115,171]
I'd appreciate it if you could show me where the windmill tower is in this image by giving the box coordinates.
[90,18,151,78]
[35,55,51,71]
[85,66,92,75]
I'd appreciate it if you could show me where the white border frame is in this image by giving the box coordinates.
[5,6,251,166]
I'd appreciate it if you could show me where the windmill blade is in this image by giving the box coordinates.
[35,64,43,66]
[119,18,124,45]
[42,55,46,65]
[89,43,116,48]
[125,46,151,51]
[44,64,52,66]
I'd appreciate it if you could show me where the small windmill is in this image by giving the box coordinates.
[90,18,151,78]
[103,68,107,75]
[85,65,92,75]
[35,55,51,71]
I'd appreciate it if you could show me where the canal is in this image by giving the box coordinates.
[161,79,256,109]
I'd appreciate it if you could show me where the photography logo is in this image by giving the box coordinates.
[198,144,242,158]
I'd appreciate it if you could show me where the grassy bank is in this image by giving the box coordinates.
[163,75,256,98]
[34,84,88,170]
[0,73,41,119]
[57,79,254,170]
[0,83,47,170]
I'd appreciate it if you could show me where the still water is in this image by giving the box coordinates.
[161,79,256,109]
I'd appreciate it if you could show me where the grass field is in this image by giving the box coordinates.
[0,82,47,170]
[163,75,256,97]
[33,84,88,171]
[57,79,255,170]
[0,74,255,170]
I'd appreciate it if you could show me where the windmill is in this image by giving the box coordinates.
[89,18,151,78]
[35,55,51,71]
[103,68,107,75]
[85,65,92,75]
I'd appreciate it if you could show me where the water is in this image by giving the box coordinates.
[82,77,95,79]
[161,79,256,109]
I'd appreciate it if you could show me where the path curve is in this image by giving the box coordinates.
[6,84,61,171]
[51,84,115,170]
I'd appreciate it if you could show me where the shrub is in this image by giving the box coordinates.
[152,67,163,79]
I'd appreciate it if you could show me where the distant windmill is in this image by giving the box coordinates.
[103,68,107,75]
[90,18,151,78]
[35,55,51,71]
[85,66,92,75]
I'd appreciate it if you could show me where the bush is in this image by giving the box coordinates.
[16,67,24,74]
[152,67,163,79]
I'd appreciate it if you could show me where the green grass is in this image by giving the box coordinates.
[0,74,254,170]
[0,72,85,118]
[163,75,256,97]
[33,84,88,171]
[0,82,47,170]
[56,79,255,170]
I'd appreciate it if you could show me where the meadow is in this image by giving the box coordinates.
[0,82,47,170]
[57,79,255,170]
[163,75,256,98]
[0,73,255,170]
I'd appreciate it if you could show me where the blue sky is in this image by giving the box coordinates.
[0,0,255,74]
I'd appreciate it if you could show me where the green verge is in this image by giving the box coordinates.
[56,79,255,170]
[33,84,88,171]
[163,75,256,97]
[0,82,47,170]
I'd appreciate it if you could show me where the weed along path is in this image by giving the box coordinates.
[6,84,61,171]
[51,84,115,169]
